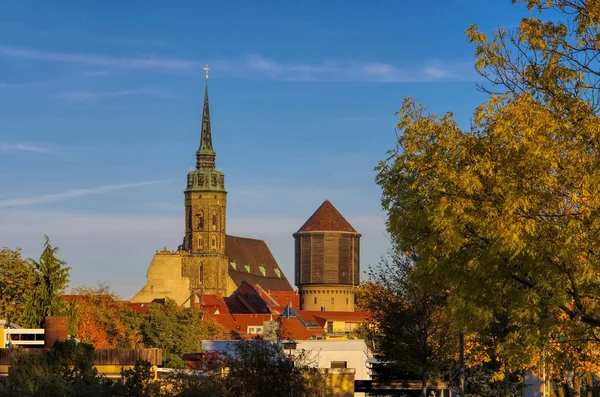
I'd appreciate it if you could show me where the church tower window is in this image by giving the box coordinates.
[198,210,205,230]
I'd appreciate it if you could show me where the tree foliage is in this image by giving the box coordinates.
[70,284,141,349]
[376,0,600,383]
[7,339,107,397]
[358,251,456,397]
[21,235,70,328]
[225,339,324,397]
[0,247,35,327]
[140,299,228,368]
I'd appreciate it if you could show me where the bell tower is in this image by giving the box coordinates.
[182,66,228,296]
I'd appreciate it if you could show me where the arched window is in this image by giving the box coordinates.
[212,237,216,248]
[198,210,204,230]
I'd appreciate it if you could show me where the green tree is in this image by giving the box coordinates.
[0,248,35,327]
[225,340,323,397]
[7,339,109,397]
[22,235,70,328]
[360,251,456,397]
[112,360,161,397]
[140,299,228,368]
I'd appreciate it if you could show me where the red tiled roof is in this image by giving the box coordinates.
[204,313,275,339]
[125,302,154,314]
[204,312,325,340]
[279,316,325,340]
[296,200,357,233]
[299,310,370,323]
[253,285,300,311]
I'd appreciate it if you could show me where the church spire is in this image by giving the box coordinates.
[196,65,215,169]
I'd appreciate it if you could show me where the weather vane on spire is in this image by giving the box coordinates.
[203,64,210,79]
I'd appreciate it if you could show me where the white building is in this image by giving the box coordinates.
[201,339,372,397]
[0,320,45,348]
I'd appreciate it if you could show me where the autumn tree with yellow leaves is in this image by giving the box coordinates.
[376,0,600,393]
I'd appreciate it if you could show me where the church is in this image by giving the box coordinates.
[131,73,293,306]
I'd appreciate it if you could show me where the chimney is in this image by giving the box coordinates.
[44,316,69,348]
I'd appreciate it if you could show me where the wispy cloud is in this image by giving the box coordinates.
[0,44,476,82]
[0,181,168,208]
[54,88,173,101]
[0,45,196,71]
[238,54,478,82]
[0,142,54,153]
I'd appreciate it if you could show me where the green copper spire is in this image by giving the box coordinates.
[186,68,226,194]
[196,77,215,169]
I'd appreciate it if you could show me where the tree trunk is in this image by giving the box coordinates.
[574,373,582,397]
[504,365,510,397]
[585,371,593,397]
[557,382,565,397]
[549,381,558,397]
[459,332,465,397]
[422,371,427,397]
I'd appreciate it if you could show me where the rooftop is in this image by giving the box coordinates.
[296,200,357,233]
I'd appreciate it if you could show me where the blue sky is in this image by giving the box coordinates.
[0,1,530,298]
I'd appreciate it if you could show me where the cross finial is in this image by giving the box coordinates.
[203,64,210,79]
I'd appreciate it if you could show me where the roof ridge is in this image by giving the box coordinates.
[226,234,266,243]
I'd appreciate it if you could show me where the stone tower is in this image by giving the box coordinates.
[294,200,361,312]
[182,76,228,297]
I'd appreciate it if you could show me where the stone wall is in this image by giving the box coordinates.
[131,251,191,306]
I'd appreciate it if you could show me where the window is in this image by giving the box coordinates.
[331,297,334,305]
[314,297,317,304]
[212,214,217,226]
[346,297,349,305]
[327,322,333,333]
[198,211,204,230]
[199,263,204,283]
[345,322,357,332]
[259,265,266,276]
[330,361,347,369]
[247,326,264,335]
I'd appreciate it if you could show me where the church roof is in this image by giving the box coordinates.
[296,200,357,233]
[225,235,293,291]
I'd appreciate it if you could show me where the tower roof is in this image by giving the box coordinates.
[196,77,216,169]
[297,200,357,233]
